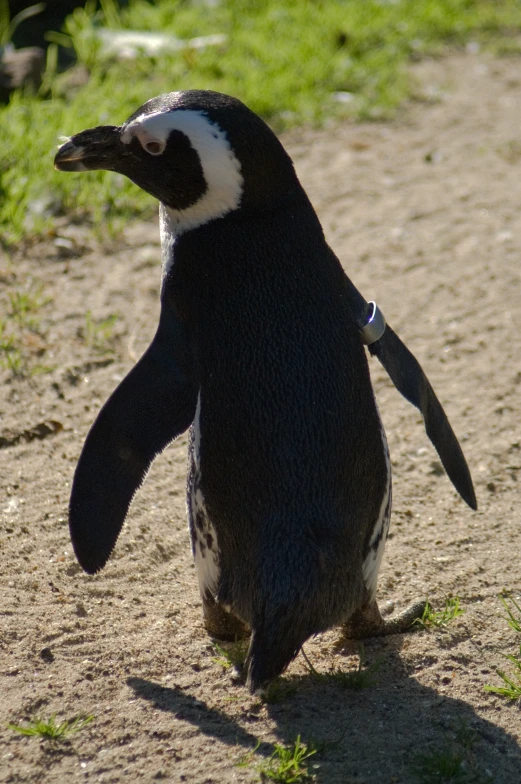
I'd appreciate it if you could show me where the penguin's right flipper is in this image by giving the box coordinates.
[69,307,197,574]
[369,324,477,510]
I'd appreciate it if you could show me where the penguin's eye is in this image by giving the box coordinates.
[142,139,165,156]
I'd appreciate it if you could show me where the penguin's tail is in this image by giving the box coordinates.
[244,606,314,694]
[241,520,360,693]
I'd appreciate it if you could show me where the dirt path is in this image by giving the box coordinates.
[1,52,521,783]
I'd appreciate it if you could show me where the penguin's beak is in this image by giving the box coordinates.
[54,125,121,172]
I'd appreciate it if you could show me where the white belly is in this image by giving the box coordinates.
[189,393,221,598]
[362,415,392,600]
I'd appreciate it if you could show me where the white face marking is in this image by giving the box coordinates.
[362,412,392,600]
[122,109,243,237]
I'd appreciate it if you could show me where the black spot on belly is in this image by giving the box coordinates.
[206,532,213,550]
[195,512,206,532]
[371,527,384,554]
[362,489,392,560]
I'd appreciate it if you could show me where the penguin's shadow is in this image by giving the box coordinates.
[127,638,521,782]
[127,675,271,752]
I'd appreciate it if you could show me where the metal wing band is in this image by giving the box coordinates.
[347,283,476,510]
[368,324,477,510]
[361,301,386,345]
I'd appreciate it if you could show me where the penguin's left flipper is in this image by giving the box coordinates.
[69,307,197,574]
[369,324,477,511]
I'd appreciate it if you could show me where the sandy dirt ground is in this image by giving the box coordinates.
[1,52,521,783]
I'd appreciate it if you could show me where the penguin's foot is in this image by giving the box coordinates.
[342,598,427,639]
[202,595,250,641]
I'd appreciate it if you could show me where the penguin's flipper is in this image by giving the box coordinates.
[369,324,477,510]
[69,308,197,574]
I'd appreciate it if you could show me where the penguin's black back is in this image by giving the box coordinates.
[167,190,388,681]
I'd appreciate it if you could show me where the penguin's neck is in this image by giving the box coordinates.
[159,192,344,328]
[160,186,322,268]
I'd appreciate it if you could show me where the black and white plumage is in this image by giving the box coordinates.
[54,90,476,692]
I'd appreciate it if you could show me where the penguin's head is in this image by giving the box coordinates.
[54,90,301,234]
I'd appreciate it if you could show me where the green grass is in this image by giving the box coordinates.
[411,747,491,784]
[0,318,24,374]
[2,0,521,242]
[0,0,45,46]
[7,713,94,740]
[498,594,521,633]
[484,595,521,701]
[238,735,318,782]
[414,596,464,629]
[302,643,379,689]
[212,638,249,670]
[258,678,300,705]
[0,276,51,376]
[484,656,521,700]
[83,311,119,354]
[411,722,492,784]
[211,641,298,701]
[325,662,378,690]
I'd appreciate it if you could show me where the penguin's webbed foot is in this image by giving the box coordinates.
[342,598,427,639]
[202,595,250,641]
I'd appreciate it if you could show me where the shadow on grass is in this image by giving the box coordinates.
[127,633,521,783]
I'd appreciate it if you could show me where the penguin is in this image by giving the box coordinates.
[54,90,476,692]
